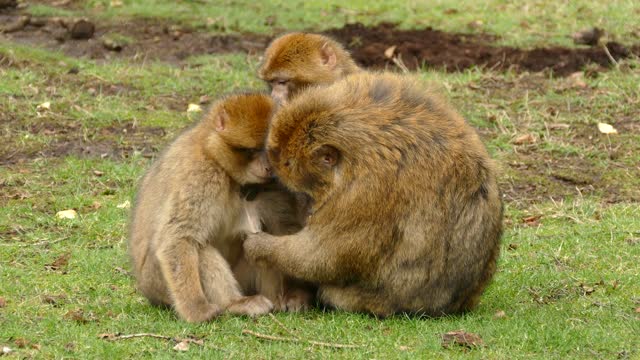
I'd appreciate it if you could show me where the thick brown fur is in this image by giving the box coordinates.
[129,93,307,322]
[244,72,503,317]
[258,32,361,103]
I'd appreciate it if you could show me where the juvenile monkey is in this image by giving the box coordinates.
[244,72,503,317]
[259,32,361,103]
[129,93,301,323]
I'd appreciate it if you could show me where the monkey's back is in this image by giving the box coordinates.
[300,72,503,315]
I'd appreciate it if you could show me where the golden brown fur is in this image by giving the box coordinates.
[129,93,307,322]
[244,72,503,317]
[259,32,361,103]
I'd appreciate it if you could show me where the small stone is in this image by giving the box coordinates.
[70,19,95,40]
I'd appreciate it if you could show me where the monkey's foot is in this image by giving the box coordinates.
[281,288,313,312]
[176,302,222,323]
[226,295,274,317]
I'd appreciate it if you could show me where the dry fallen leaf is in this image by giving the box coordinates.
[397,345,410,351]
[64,309,96,323]
[45,253,70,271]
[548,123,570,130]
[117,200,131,209]
[442,330,484,349]
[37,101,51,111]
[0,296,6,308]
[98,333,117,340]
[2,346,12,355]
[522,215,542,226]
[468,20,483,29]
[579,284,596,295]
[494,310,507,319]
[512,133,536,145]
[42,294,67,306]
[384,45,397,59]
[173,340,190,352]
[635,307,640,313]
[14,338,29,349]
[110,0,123,7]
[564,72,588,89]
[187,103,202,113]
[93,170,104,176]
[597,122,618,134]
[572,27,605,46]
[56,209,77,219]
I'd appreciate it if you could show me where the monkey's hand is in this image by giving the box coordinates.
[243,232,275,265]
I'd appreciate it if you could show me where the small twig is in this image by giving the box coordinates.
[0,237,68,247]
[102,333,174,341]
[242,329,361,349]
[99,332,204,346]
[391,54,410,74]
[601,43,619,67]
[268,313,299,339]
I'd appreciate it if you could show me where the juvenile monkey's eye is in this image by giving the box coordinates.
[231,146,260,158]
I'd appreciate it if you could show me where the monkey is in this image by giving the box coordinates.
[232,184,315,312]
[258,32,361,103]
[243,72,503,317]
[128,93,307,323]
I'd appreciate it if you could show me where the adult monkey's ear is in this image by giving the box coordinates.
[320,42,338,69]
[315,145,339,168]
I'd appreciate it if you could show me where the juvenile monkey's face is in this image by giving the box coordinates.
[245,150,273,183]
[263,77,308,105]
[268,79,290,105]
[229,145,272,185]
[211,93,274,185]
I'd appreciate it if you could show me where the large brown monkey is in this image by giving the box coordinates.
[244,72,503,317]
[258,32,361,103]
[129,93,305,322]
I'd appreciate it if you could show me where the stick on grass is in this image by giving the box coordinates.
[241,329,361,349]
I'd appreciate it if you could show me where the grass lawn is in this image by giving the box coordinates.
[1,0,639,358]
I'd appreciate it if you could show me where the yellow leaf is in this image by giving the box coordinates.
[384,45,397,59]
[56,209,77,220]
[173,341,189,352]
[187,103,202,113]
[597,122,618,134]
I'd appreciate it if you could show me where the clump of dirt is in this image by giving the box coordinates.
[2,11,639,75]
[326,23,639,76]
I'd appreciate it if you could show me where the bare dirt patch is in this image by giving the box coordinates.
[327,23,639,76]
[2,11,639,75]
[1,114,166,165]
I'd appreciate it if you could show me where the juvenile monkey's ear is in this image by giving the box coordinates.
[315,145,339,168]
[320,42,337,69]
[215,108,229,132]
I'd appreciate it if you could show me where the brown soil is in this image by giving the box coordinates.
[0,112,166,165]
[2,11,639,75]
[327,23,639,76]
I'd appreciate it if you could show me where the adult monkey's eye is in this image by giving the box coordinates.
[275,79,288,85]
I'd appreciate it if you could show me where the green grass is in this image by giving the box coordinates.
[2,0,640,358]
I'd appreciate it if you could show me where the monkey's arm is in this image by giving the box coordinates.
[243,229,351,284]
